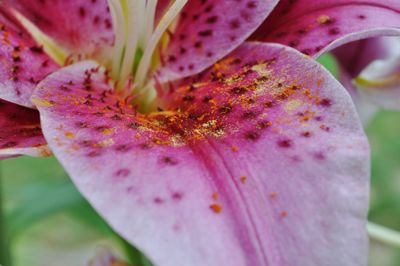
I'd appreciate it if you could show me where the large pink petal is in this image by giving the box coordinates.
[0,99,49,159]
[4,0,114,58]
[0,8,59,107]
[157,0,279,82]
[33,43,369,266]
[251,0,400,57]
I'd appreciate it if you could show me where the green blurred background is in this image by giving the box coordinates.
[1,55,399,266]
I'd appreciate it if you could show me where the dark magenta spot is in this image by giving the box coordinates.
[115,144,132,152]
[162,156,178,165]
[172,192,183,201]
[247,1,257,8]
[219,104,232,115]
[244,131,260,141]
[127,122,140,129]
[257,120,272,129]
[231,87,247,95]
[86,150,103,157]
[75,121,89,128]
[242,111,257,119]
[153,197,164,204]
[301,131,312,138]
[313,152,325,160]
[183,95,195,101]
[328,28,340,35]
[229,19,240,29]
[2,141,17,148]
[139,143,152,150]
[114,168,130,178]
[203,96,213,103]
[319,98,332,107]
[277,139,293,148]
[198,29,213,37]
[206,16,218,24]
[288,40,300,48]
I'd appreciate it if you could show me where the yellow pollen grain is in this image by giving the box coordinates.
[64,131,75,139]
[240,175,247,184]
[102,128,114,135]
[97,138,114,147]
[251,63,271,75]
[284,99,303,112]
[210,203,222,213]
[317,15,331,24]
[31,98,54,107]
[135,133,141,139]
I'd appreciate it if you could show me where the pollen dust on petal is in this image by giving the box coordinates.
[210,203,222,213]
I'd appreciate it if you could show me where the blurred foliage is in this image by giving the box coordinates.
[1,157,150,266]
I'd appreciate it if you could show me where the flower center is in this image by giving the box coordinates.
[108,0,187,111]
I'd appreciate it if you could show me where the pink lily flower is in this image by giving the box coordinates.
[0,0,399,265]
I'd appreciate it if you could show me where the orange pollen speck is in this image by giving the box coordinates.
[231,145,239,152]
[210,203,222,213]
[212,192,219,200]
[280,211,288,218]
[64,131,75,139]
[270,192,278,199]
[240,175,247,184]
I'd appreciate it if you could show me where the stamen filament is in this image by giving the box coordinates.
[108,0,127,79]
[134,0,187,89]
[119,0,145,86]
[13,11,67,65]
[368,222,400,248]
[142,0,158,47]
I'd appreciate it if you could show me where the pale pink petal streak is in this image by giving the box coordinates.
[33,43,369,266]
[251,0,400,57]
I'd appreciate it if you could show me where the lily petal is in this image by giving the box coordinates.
[4,0,114,59]
[251,0,400,57]
[0,8,58,107]
[335,37,400,116]
[157,0,279,82]
[337,68,378,125]
[0,99,49,159]
[33,43,369,266]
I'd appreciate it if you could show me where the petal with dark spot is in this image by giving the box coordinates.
[251,0,400,57]
[33,43,369,266]
[0,99,49,159]
[0,7,58,107]
[157,0,279,82]
[4,0,114,59]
